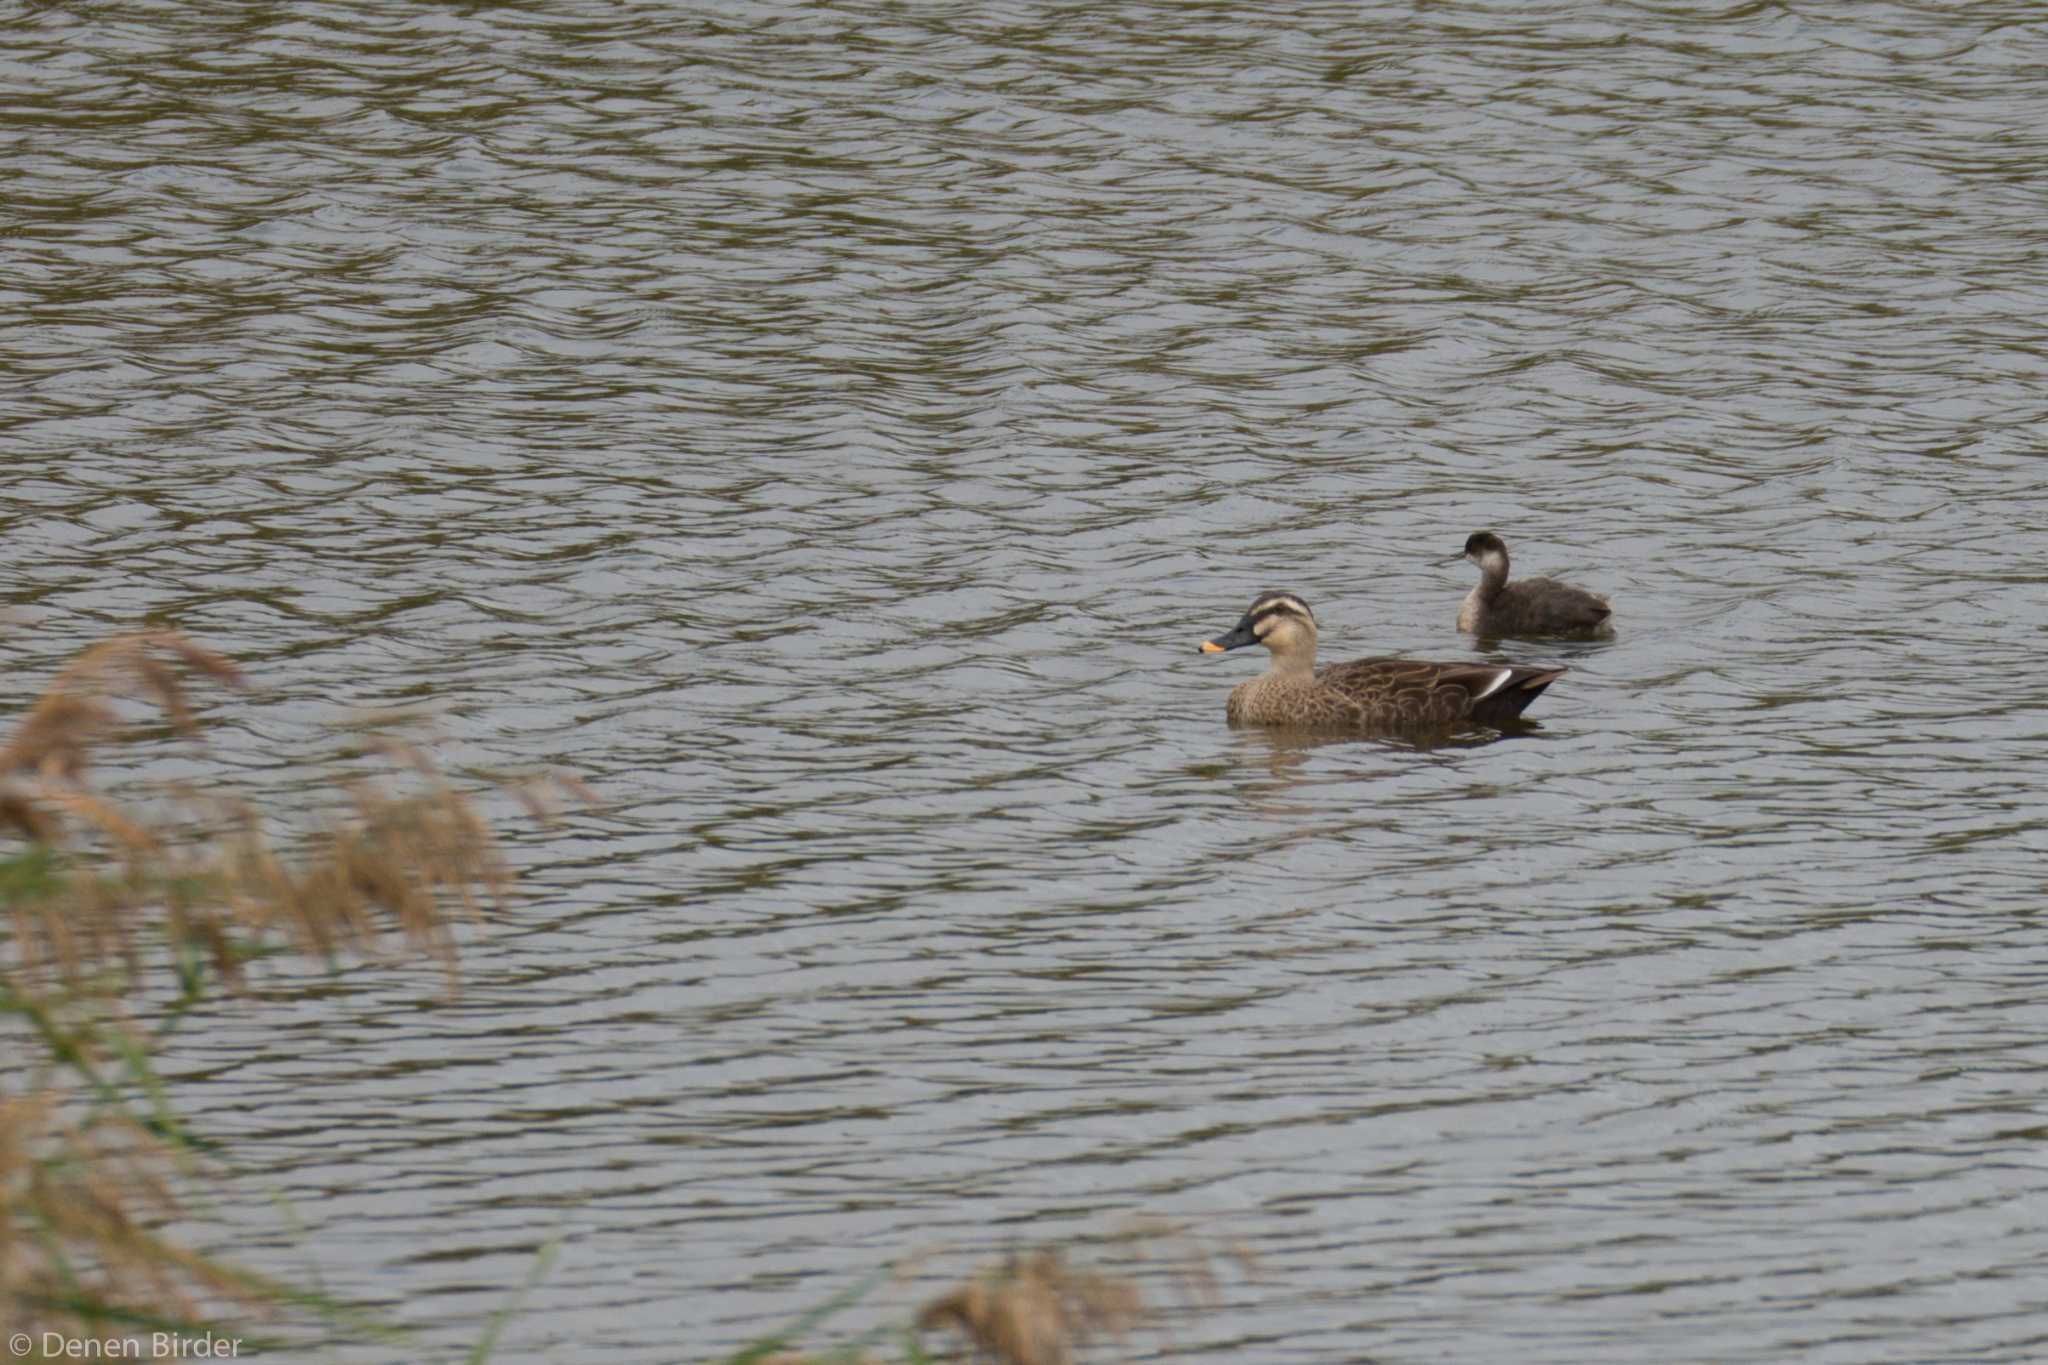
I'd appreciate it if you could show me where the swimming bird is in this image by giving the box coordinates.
[1198,591,1565,730]
[1446,531,1612,636]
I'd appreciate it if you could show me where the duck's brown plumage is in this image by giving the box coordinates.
[1453,531,1612,637]
[1200,591,1564,731]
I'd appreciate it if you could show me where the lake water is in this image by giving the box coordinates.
[6,1,2048,1361]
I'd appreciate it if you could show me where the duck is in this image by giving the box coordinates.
[1198,590,1565,730]
[1447,531,1612,636]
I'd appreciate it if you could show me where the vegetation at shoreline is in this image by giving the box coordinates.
[0,631,561,1354]
[0,634,1239,1361]
[722,1223,1250,1365]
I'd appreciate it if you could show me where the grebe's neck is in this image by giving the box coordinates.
[1473,548,1509,599]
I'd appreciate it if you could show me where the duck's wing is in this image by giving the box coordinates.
[1320,658,1566,727]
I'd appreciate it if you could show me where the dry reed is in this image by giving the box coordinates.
[0,1091,275,1346]
[713,1221,1247,1364]
[0,631,542,988]
[908,1222,1247,1365]
[0,631,567,1340]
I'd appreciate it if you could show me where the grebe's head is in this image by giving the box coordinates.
[1460,531,1509,576]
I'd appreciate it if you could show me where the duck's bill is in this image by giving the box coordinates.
[1434,554,1468,566]
[1199,620,1258,653]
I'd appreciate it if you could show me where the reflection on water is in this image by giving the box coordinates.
[7,0,2048,1360]
[1230,717,1553,764]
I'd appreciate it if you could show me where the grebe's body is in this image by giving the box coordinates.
[1451,532,1612,637]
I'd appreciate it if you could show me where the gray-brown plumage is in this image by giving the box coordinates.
[1450,531,1612,637]
[1198,591,1565,731]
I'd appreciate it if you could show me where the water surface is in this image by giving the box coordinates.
[5,2,2048,1361]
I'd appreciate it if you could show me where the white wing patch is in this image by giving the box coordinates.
[1472,667,1514,701]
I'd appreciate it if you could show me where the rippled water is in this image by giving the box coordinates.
[7,1,2048,1360]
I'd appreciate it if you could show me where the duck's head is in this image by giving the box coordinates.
[1199,590,1318,662]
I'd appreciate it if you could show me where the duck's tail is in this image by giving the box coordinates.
[1471,664,1566,725]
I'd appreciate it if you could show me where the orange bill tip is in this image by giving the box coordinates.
[1199,640,1226,653]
